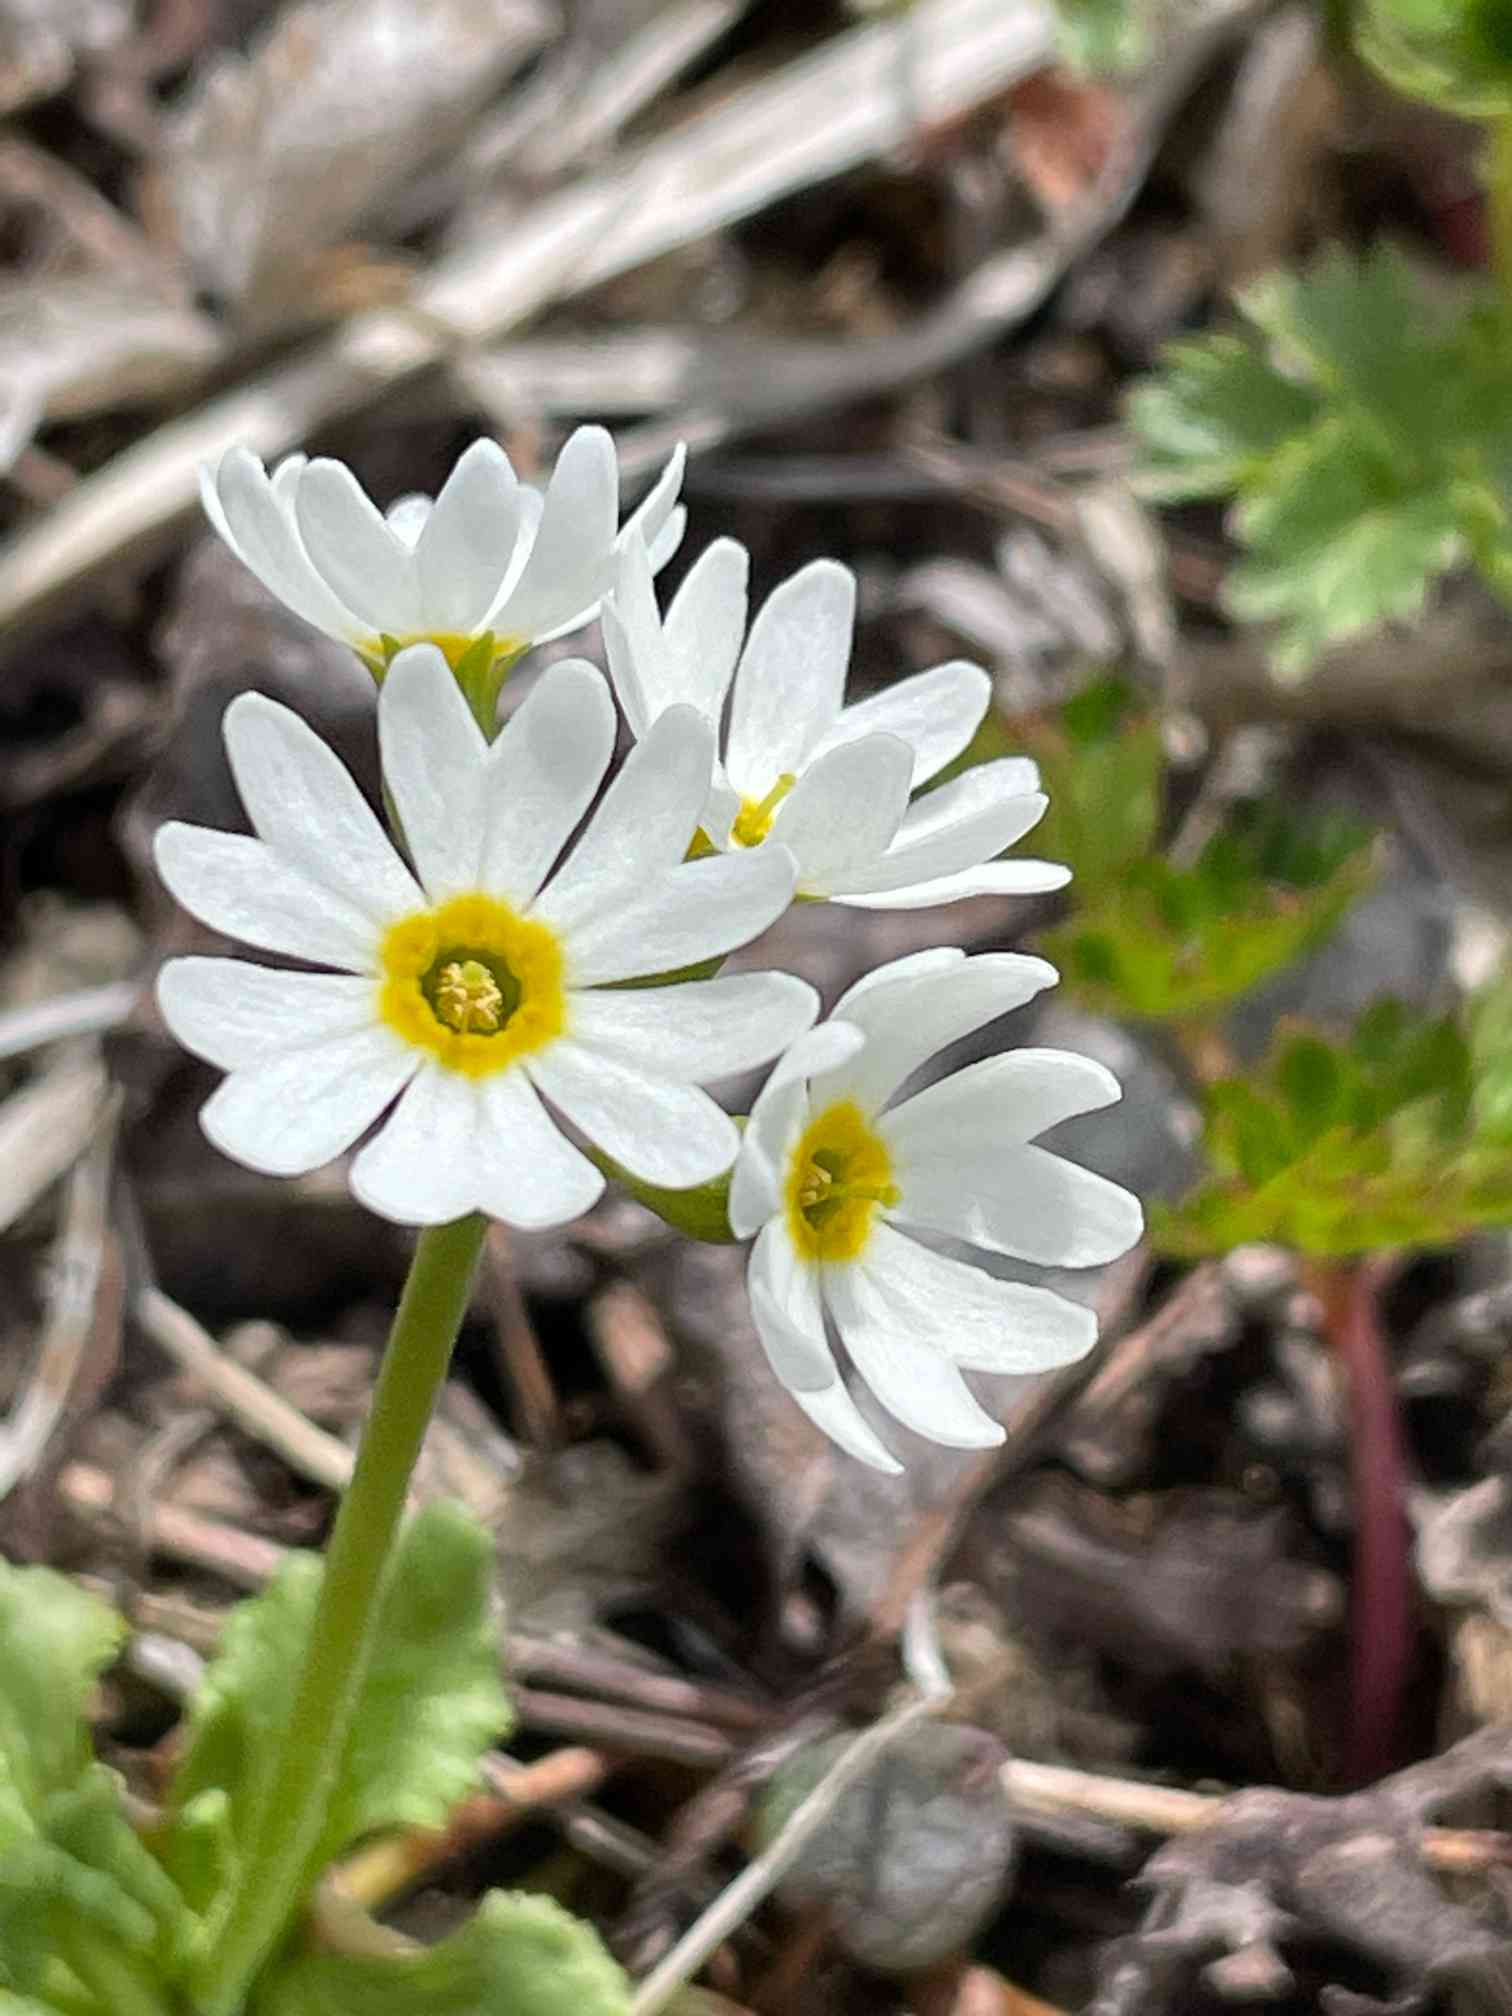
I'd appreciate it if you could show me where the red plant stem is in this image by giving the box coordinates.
[1313,1256,1413,1785]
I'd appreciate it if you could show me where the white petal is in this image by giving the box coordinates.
[621,444,686,561]
[538,706,715,936]
[849,1221,1097,1372]
[602,535,665,739]
[809,661,991,787]
[155,823,383,973]
[209,449,365,644]
[723,561,854,797]
[476,661,616,907]
[527,1040,738,1187]
[295,460,422,636]
[413,440,522,634]
[792,1379,903,1474]
[827,1241,1006,1449]
[567,971,817,1081]
[747,1218,835,1392]
[490,426,618,642]
[885,1048,1124,1146]
[891,1140,1144,1267]
[882,1051,1141,1266]
[223,691,423,926]
[823,766,1050,900]
[349,1063,605,1229]
[555,845,795,989]
[767,734,912,895]
[474,1069,605,1228]
[832,860,1070,909]
[833,948,964,1013]
[385,494,432,547]
[813,952,1059,1117]
[378,644,488,899]
[157,957,376,1071]
[728,1020,865,1239]
[200,1025,416,1178]
[349,1064,485,1224]
[662,537,748,719]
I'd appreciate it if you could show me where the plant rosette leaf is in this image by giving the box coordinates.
[1153,997,1512,1258]
[1018,676,1165,908]
[1039,808,1375,1022]
[253,1891,631,2016]
[166,1501,511,1958]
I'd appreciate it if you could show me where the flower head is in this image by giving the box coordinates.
[154,648,813,1229]
[729,950,1144,1471]
[604,537,1069,910]
[201,429,686,694]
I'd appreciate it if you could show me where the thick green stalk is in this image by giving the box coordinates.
[194,1213,488,2014]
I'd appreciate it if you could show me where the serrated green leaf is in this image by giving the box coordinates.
[1156,990,1512,1258]
[1130,334,1319,503]
[1020,677,1164,906]
[0,1566,122,1837]
[166,1503,510,1925]
[254,1892,631,2016]
[1039,813,1374,1022]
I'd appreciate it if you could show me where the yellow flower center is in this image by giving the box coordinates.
[377,892,565,1078]
[731,773,797,849]
[785,1098,900,1262]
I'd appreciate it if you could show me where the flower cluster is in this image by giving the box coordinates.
[161,435,1142,1468]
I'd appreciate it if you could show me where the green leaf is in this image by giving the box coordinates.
[254,1892,631,2016]
[1131,246,1512,677]
[1130,334,1319,503]
[166,1503,510,1920]
[1357,0,1512,114]
[1038,808,1374,1022]
[1020,676,1164,906]
[1156,991,1512,1258]
[0,1566,122,1839]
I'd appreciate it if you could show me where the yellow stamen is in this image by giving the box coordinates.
[434,959,505,1034]
[731,773,797,849]
[786,1099,900,1263]
[377,892,565,1078]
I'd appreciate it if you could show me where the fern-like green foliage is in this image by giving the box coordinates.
[1154,991,1512,1257]
[1130,247,1512,677]
[1041,808,1374,1022]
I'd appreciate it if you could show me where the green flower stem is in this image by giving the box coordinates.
[195,1213,488,2015]
[1489,113,1512,310]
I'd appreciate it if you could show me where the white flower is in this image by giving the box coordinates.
[604,537,1069,910]
[154,647,814,1229]
[201,428,686,673]
[728,950,1144,1472]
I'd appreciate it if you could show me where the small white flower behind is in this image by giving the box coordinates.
[604,534,1070,910]
[154,647,814,1229]
[729,949,1145,1471]
[201,430,685,679]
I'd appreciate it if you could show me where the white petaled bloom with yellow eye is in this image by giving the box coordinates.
[200,429,685,681]
[153,647,815,1229]
[604,535,1069,910]
[728,950,1145,1472]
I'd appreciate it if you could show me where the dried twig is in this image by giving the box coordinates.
[135,1285,353,1493]
[0,1094,122,1500]
[0,1049,110,1233]
[0,979,138,1064]
[1001,1758,1512,1875]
